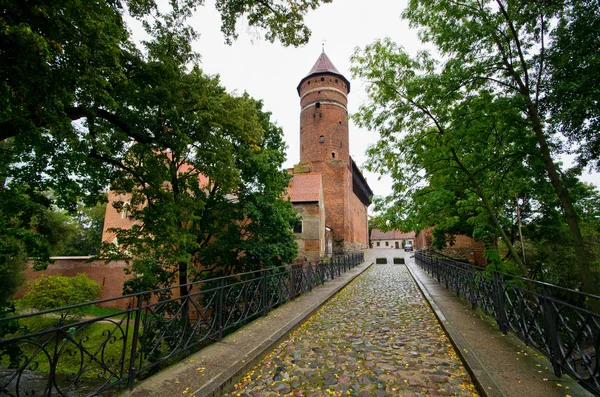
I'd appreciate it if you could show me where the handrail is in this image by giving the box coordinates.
[0,252,364,396]
[414,250,600,395]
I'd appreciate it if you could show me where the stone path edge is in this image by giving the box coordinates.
[404,262,504,397]
[123,261,374,397]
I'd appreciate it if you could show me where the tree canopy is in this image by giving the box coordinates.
[352,0,600,292]
[1,0,327,305]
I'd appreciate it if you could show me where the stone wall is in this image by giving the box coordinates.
[17,257,132,309]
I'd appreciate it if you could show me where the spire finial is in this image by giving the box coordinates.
[321,40,326,53]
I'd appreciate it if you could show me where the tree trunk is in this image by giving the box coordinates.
[450,149,528,275]
[526,101,596,297]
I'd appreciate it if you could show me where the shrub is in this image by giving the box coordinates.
[22,274,102,310]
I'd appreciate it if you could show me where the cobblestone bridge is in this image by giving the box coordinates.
[225,250,477,396]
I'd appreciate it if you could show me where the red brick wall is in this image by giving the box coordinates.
[306,160,351,245]
[415,228,486,265]
[101,190,135,243]
[296,71,369,250]
[17,258,132,309]
[298,75,350,165]
[348,189,369,247]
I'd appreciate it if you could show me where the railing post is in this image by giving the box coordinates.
[542,288,563,376]
[290,265,296,299]
[217,279,225,341]
[469,269,478,310]
[261,269,269,316]
[492,272,509,334]
[128,295,143,390]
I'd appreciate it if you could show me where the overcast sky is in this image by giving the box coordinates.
[185,0,422,200]
[130,0,598,207]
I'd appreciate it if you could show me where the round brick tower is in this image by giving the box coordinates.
[297,51,351,164]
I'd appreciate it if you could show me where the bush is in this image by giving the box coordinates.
[22,274,102,310]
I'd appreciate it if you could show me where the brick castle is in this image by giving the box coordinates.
[288,51,372,260]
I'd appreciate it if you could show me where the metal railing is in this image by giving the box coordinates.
[415,250,600,395]
[0,252,364,397]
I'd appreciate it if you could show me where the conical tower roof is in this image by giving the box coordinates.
[297,52,351,95]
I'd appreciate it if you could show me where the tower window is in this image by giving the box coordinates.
[321,77,324,81]
[293,221,303,234]
[319,135,324,143]
[307,81,310,85]
[318,91,321,94]
[315,102,321,109]
[332,152,336,158]
[335,79,338,83]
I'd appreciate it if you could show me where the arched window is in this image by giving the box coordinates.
[319,135,325,143]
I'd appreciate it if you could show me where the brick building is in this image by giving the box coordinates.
[288,51,372,258]
[415,227,486,265]
[101,52,372,261]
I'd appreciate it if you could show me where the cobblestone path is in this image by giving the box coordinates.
[225,264,477,397]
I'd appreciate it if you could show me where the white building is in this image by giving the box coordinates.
[370,229,415,249]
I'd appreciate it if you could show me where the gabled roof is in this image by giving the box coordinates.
[297,52,351,95]
[370,229,416,241]
[287,174,322,203]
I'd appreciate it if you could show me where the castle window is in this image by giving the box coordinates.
[318,90,321,94]
[307,81,310,85]
[121,202,131,219]
[293,221,303,234]
[321,77,325,81]
[335,79,338,83]
[315,102,321,109]
[331,152,336,159]
[319,135,324,143]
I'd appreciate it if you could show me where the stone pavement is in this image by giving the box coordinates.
[126,249,594,397]
[404,252,592,397]
[225,254,477,396]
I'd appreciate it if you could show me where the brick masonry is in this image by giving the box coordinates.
[293,53,371,254]
[17,258,132,309]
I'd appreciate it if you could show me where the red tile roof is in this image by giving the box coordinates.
[287,174,322,203]
[307,52,342,75]
[297,52,351,94]
[370,229,415,240]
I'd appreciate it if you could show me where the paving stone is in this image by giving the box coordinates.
[225,265,477,396]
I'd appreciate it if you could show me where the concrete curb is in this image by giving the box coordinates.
[124,261,373,397]
[405,260,593,397]
[405,262,505,397]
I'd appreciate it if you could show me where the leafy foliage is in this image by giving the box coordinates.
[21,274,102,310]
[352,0,600,293]
[1,0,324,300]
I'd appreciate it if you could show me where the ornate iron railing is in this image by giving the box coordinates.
[415,250,600,395]
[0,252,364,396]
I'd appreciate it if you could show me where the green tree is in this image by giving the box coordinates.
[546,0,600,171]
[353,1,599,294]
[0,0,324,301]
[95,30,298,297]
[351,39,541,274]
